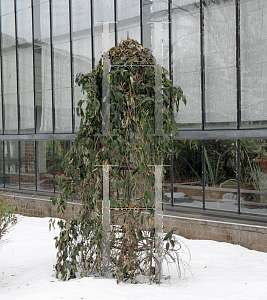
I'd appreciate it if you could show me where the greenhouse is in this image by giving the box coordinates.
[0,0,267,227]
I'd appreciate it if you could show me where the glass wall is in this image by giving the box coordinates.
[240,139,267,215]
[0,0,266,219]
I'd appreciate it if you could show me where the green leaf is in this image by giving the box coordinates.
[163,231,172,241]
[166,242,170,251]
[137,229,143,240]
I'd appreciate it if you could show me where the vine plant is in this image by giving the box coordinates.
[50,39,186,283]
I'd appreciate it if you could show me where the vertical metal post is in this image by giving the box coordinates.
[35,140,37,192]
[168,0,172,81]
[14,0,20,134]
[3,141,5,188]
[102,165,110,277]
[202,139,205,210]
[155,165,163,281]
[140,0,143,45]
[31,0,37,134]
[18,140,21,189]
[237,139,241,214]
[69,0,75,133]
[90,0,95,68]
[236,0,241,130]
[0,3,5,135]
[169,0,174,207]
[171,142,174,207]
[200,0,205,130]
[114,0,117,46]
[49,0,55,134]
[53,140,55,193]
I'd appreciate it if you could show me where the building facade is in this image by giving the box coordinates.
[1,0,267,224]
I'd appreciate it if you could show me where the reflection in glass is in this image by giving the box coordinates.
[204,0,236,128]
[20,141,35,190]
[117,0,140,43]
[20,92,34,134]
[2,53,17,95]
[4,94,18,134]
[164,140,203,208]
[55,141,72,192]
[172,2,201,128]
[54,88,72,133]
[204,140,237,212]
[240,139,267,215]
[241,0,267,128]
[37,141,54,192]
[5,141,19,188]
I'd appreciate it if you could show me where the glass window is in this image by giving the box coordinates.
[4,94,18,134]
[241,0,267,128]
[1,13,16,49]
[71,0,91,36]
[117,0,140,43]
[20,141,36,190]
[93,0,115,63]
[36,89,53,133]
[2,52,17,95]
[37,140,54,192]
[164,140,203,208]
[52,0,70,38]
[1,0,14,16]
[240,139,267,215]
[204,140,238,212]
[16,0,31,11]
[55,140,72,192]
[204,0,236,128]
[4,141,19,188]
[54,88,72,133]
[172,1,201,128]
[20,92,34,134]
[72,38,92,132]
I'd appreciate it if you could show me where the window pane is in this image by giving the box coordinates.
[55,140,72,192]
[53,42,71,89]
[5,141,19,188]
[16,0,31,11]
[204,0,236,128]
[164,140,203,208]
[71,0,91,38]
[241,0,267,128]
[20,141,36,190]
[36,89,53,133]
[52,0,70,38]
[204,140,237,212]
[54,88,72,133]
[37,141,54,192]
[4,94,18,134]
[18,48,34,93]
[1,13,16,49]
[2,52,17,95]
[72,38,92,132]
[1,1,14,16]
[20,92,34,134]
[117,0,140,43]
[240,139,267,215]
[172,1,201,128]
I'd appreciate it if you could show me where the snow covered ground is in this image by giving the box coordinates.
[1,215,267,300]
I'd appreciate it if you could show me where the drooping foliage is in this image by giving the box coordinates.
[51,39,186,283]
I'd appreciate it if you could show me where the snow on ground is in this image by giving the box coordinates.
[1,215,267,300]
